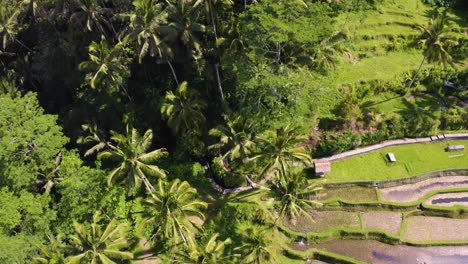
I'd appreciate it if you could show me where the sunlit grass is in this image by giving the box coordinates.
[326,140,468,183]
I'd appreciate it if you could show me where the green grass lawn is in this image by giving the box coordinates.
[326,140,468,183]
[361,92,441,115]
[335,51,424,84]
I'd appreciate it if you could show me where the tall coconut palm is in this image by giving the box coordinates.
[313,32,352,70]
[141,179,207,246]
[167,0,205,57]
[78,36,131,98]
[208,114,256,162]
[67,211,133,264]
[69,0,111,35]
[273,172,322,225]
[235,228,277,264]
[174,233,235,264]
[253,125,311,181]
[37,152,63,193]
[0,4,20,51]
[97,126,168,195]
[76,122,109,157]
[161,81,207,136]
[33,234,68,264]
[124,0,179,85]
[407,12,457,90]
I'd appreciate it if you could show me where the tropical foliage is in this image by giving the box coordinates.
[97,127,168,195]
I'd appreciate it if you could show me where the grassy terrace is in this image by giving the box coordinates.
[326,140,468,183]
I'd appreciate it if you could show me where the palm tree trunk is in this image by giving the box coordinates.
[214,63,224,100]
[407,54,426,92]
[167,61,180,86]
[209,0,218,41]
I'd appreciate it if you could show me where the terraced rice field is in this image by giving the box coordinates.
[380,176,468,203]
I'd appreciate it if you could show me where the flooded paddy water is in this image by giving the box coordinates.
[291,240,468,264]
[424,192,468,207]
[380,176,468,203]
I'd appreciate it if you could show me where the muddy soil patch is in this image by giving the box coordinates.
[361,212,402,234]
[290,239,468,264]
[403,216,468,241]
[379,176,468,203]
[318,186,377,202]
[283,211,360,233]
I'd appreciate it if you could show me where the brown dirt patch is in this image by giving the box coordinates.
[361,211,402,234]
[403,216,468,241]
[283,211,360,233]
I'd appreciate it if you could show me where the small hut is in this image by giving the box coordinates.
[314,160,331,177]
[387,153,396,162]
[447,145,465,151]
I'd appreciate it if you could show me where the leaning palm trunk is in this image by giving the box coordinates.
[167,60,180,86]
[407,54,426,92]
[214,63,224,100]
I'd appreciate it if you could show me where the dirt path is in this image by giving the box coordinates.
[379,176,468,203]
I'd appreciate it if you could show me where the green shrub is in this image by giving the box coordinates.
[211,157,247,188]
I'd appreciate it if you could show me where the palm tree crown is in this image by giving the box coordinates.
[209,114,256,162]
[78,36,130,97]
[161,81,207,136]
[174,233,235,264]
[274,172,322,225]
[67,211,133,264]
[254,125,311,180]
[418,12,457,66]
[141,179,207,246]
[97,126,168,195]
[235,228,277,264]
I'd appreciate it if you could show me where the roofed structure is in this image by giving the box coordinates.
[314,160,331,177]
[387,152,396,162]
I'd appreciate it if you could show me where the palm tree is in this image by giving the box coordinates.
[67,211,133,264]
[253,125,311,181]
[167,0,205,57]
[33,234,68,264]
[235,228,277,264]
[161,81,207,136]
[124,0,179,85]
[69,0,111,35]
[174,233,235,264]
[208,114,256,162]
[273,172,322,225]
[37,152,64,193]
[78,36,131,98]
[97,127,168,195]
[407,12,457,90]
[141,179,207,246]
[0,4,20,51]
[76,123,109,157]
[313,32,352,70]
